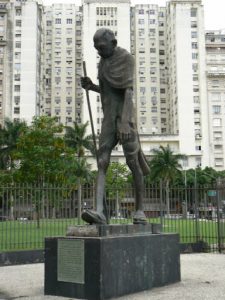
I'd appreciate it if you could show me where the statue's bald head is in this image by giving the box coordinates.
[93,28,116,43]
[93,28,117,58]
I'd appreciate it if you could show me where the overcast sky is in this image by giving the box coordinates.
[42,0,225,31]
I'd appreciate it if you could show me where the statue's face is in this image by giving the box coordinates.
[94,37,115,58]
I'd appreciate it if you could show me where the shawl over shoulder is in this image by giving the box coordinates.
[98,47,134,89]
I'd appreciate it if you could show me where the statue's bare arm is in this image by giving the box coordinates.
[117,87,133,142]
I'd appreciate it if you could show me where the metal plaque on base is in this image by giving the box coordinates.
[57,239,84,284]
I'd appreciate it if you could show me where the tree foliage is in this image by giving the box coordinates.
[64,121,95,158]
[0,119,27,170]
[148,145,186,184]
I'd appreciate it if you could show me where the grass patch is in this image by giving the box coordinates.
[0,217,224,251]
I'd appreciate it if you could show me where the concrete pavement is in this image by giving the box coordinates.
[0,254,225,300]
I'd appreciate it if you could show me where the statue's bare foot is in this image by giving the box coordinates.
[82,209,107,225]
[133,210,147,225]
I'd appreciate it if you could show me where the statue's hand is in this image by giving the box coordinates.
[118,121,131,143]
[81,76,93,91]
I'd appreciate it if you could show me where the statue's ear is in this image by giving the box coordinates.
[112,39,117,47]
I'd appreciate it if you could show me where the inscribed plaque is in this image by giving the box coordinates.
[57,239,85,284]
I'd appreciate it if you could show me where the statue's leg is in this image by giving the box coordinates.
[96,149,111,213]
[82,123,117,225]
[126,157,146,223]
[122,126,147,224]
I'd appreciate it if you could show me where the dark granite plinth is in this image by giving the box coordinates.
[45,232,180,300]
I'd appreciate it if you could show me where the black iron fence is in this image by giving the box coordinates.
[0,183,225,252]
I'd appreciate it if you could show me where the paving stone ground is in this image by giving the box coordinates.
[0,254,225,300]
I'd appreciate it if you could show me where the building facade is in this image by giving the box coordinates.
[41,3,83,126]
[166,0,209,168]
[206,30,225,170]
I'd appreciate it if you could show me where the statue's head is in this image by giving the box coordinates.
[93,28,117,58]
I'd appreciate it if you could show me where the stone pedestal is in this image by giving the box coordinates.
[44,225,180,300]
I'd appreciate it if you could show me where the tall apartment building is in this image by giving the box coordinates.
[5,0,43,124]
[131,4,167,135]
[0,0,11,126]
[41,4,83,126]
[206,30,225,170]
[166,0,209,168]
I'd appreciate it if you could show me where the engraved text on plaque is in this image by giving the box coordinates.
[57,239,85,284]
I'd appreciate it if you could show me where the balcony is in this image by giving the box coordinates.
[207,70,225,77]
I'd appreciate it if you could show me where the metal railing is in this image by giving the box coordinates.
[0,183,224,252]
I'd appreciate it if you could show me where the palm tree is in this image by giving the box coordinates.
[0,119,27,170]
[64,121,95,158]
[0,119,27,220]
[149,145,186,215]
[64,122,95,222]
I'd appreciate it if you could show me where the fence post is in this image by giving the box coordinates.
[216,180,222,253]
[159,180,163,227]
[194,183,200,242]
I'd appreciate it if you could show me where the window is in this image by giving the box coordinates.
[138,19,144,25]
[14,85,20,92]
[212,105,221,114]
[193,86,199,92]
[140,87,146,94]
[159,31,164,36]
[66,19,72,24]
[215,158,223,167]
[16,9,21,16]
[138,9,144,14]
[214,145,223,153]
[66,117,72,123]
[15,41,21,48]
[55,97,60,104]
[14,74,20,81]
[213,118,222,127]
[46,20,52,26]
[150,48,156,53]
[193,75,198,81]
[67,38,72,45]
[192,53,198,59]
[191,8,197,17]
[194,96,199,103]
[55,18,61,24]
[213,131,222,140]
[14,96,20,104]
[212,80,219,87]
[192,63,198,72]
[15,20,21,27]
[149,19,155,25]
[191,31,197,38]
[66,97,72,104]
[149,28,155,36]
[14,107,20,114]
[211,92,220,101]
[191,21,197,28]
[192,42,198,49]
[55,107,60,115]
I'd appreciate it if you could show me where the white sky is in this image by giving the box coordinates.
[42,0,225,31]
